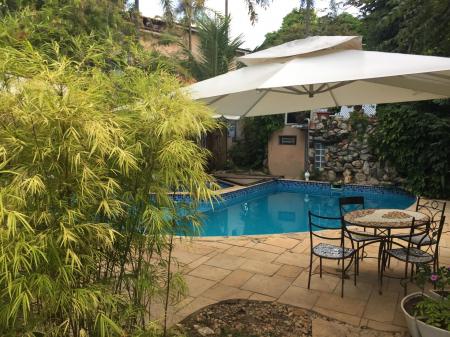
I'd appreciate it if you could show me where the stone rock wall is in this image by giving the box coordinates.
[308,115,401,185]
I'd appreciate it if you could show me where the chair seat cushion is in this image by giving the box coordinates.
[313,243,355,259]
[346,230,380,242]
[397,233,436,246]
[385,247,433,263]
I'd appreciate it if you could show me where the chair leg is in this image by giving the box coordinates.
[379,251,386,294]
[354,256,357,286]
[341,258,345,297]
[361,244,365,261]
[319,258,322,278]
[307,253,313,289]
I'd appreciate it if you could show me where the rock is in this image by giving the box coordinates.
[343,168,352,177]
[344,163,353,169]
[355,172,366,182]
[360,154,371,161]
[362,161,370,175]
[316,123,324,130]
[368,177,379,185]
[197,326,215,336]
[352,160,363,169]
[327,170,336,182]
[344,175,352,184]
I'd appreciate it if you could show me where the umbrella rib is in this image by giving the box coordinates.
[242,90,269,117]
[327,84,339,107]
[208,94,229,105]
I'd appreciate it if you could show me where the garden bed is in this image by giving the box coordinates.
[174,299,407,337]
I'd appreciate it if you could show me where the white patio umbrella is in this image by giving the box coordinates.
[186,36,450,117]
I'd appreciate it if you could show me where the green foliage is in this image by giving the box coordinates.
[350,0,450,56]
[229,115,284,169]
[0,9,218,337]
[260,9,363,49]
[348,110,369,141]
[413,265,450,330]
[186,14,243,80]
[350,0,450,198]
[369,102,450,197]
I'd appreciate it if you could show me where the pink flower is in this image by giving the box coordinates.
[430,274,439,282]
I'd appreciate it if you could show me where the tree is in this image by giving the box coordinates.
[186,14,243,80]
[300,0,314,36]
[259,8,362,49]
[175,0,205,51]
[348,0,450,56]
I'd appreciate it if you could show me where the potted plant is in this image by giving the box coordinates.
[400,264,450,337]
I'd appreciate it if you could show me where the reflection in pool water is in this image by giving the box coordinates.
[195,181,415,237]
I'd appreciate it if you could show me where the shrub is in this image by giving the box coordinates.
[0,41,217,336]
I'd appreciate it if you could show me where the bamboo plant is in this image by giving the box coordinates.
[0,37,218,336]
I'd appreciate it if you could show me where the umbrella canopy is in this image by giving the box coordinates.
[186,36,450,117]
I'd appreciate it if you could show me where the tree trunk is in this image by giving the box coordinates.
[225,0,228,17]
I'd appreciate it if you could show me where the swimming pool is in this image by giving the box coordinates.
[196,180,415,237]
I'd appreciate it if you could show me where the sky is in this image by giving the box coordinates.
[139,0,359,50]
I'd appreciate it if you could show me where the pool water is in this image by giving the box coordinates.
[196,181,415,237]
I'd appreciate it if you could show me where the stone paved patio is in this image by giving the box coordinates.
[158,204,450,334]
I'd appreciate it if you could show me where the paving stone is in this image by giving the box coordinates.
[172,250,206,265]
[202,284,252,301]
[242,248,279,262]
[366,320,407,332]
[220,269,254,288]
[275,265,303,279]
[264,237,300,249]
[176,297,217,319]
[312,318,349,337]
[252,242,286,254]
[332,280,374,300]
[184,275,216,297]
[240,259,281,276]
[187,255,213,270]
[249,293,276,302]
[274,251,313,267]
[205,254,246,270]
[363,290,400,323]
[224,246,249,256]
[278,285,320,310]
[293,271,340,293]
[197,241,233,251]
[313,307,361,327]
[189,265,231,281]
[241,274,291,298]
[314,293,366,317]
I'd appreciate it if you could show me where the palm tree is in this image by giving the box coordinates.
[187,14,243,80]
[175,0,206,51]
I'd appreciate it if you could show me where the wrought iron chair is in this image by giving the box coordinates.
[307,211,357,297]
[398,198,446,268]
[339,197,380,268]
[380,217,441,295]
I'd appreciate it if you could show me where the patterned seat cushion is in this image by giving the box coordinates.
[385,247,433,263]
[346,230,380,242]
[312,243,355,259]
[398,233,436,246]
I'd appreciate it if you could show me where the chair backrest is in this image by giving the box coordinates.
[308,211,352,253]
[339,196,365,216]
[416,197,446,238]
[416,197,446,226]
[398,218,432,264]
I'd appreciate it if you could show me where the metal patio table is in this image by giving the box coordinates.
[343,208,430,292]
